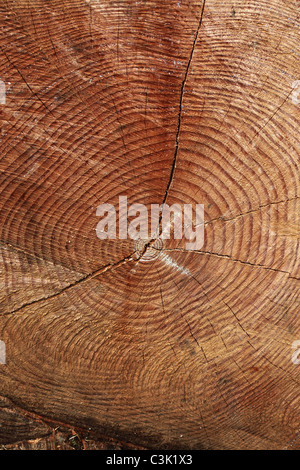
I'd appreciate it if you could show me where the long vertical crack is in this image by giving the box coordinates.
[162,0,206,206]
[138,1,207,260]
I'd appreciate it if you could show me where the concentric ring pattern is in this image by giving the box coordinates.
[0,0,299,449]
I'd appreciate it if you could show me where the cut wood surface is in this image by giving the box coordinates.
[0,0,299,450]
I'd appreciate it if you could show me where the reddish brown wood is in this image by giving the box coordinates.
[0,0,299,450]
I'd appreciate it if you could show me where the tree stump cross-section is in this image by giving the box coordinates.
[0,0,299,450]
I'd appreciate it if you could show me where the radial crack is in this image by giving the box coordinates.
[1,251,136,316]
[203,195,300,227]
[164,248,292,275]
[162,0,206,206]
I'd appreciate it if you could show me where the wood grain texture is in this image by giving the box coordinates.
[0,0,299,450]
